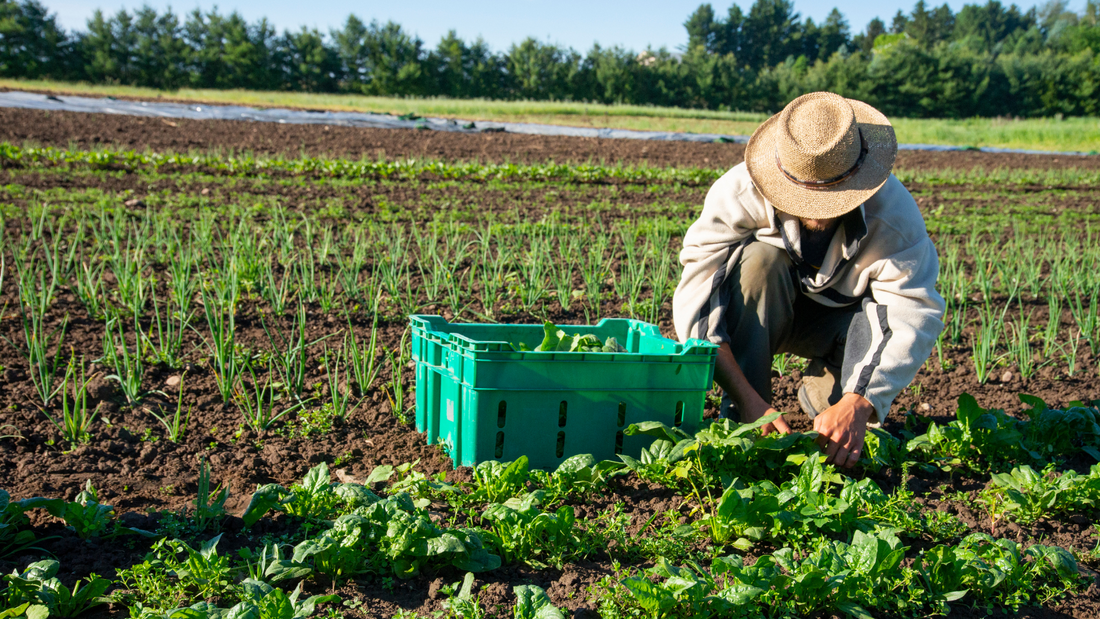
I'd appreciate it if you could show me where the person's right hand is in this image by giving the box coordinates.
[739,397,791,436]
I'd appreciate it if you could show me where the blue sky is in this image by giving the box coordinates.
[50,0,1076,52]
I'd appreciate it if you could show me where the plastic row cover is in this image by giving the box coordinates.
[0,90,1091,156]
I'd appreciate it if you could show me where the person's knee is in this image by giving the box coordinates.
[737,242,792,300]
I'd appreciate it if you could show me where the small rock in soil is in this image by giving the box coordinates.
[919,403,931,412]
[86,375,118,400]
[427,577,444,600]
[1001,370,1014,383]
[139,445,156,464]
[165,375,180,387]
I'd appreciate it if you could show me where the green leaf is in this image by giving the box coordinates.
[242,484,289,527]
[0,604,31,619]
[796,456,825,496]
[535,322,562,352]
[625,421,692,444]
[836,602,874,619]
[334,484,381,508]
[427,534,468,556]
[716,583,763,605]
[298,462,331,495]
[731,411,782,437]
[364,465,394,485]
[957,394,983,426]
[514,584,566,619]
[14,497,66,518]
[555,454,595,475]
[1019,394,1048,418]
[848,530,878,574]
[943,590,969,602]
[732,538,754,551]
[621,576,676,613]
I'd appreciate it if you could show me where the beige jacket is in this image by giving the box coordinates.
[672,162,945,423]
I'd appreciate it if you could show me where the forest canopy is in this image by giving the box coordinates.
[1,0,1098,117]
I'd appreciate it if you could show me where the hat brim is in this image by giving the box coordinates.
[744,98,898,219]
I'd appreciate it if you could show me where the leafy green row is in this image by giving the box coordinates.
[1,483,151,552]
[0,143,720,185]
[600,530,1084,619]
[908,394,1100,474]
[1,560,111,619]
[5,143,1098,188]
[982,463,1100,526]
[699,457,968,551]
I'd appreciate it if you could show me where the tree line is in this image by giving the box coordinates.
[1,0,1098,117]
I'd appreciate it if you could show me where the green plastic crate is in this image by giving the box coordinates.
[410,315,718,469]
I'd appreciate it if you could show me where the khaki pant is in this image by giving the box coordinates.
[720,241,871,417]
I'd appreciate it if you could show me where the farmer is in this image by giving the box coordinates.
[673,91,944,469]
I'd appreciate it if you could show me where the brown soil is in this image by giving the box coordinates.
[2,106,1099,171]
[1,107,1099,618]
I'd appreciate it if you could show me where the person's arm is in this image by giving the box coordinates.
[813,393,874,468]
[816,234,945,469]
[673,165,769,344]
[714,343,790,435]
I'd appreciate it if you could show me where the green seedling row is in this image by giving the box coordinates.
[1,145,1099,616]
[3,397,1096,617]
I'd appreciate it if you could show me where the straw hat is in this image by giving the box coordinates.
[744,92,898,219]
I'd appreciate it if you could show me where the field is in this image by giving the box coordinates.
[4,79,1100,153]
[1,106,1100,618]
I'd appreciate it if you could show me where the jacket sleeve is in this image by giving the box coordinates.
[841,234,945,424]
[673,165,764,344]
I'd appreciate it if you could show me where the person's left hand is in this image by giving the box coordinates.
[812,393,875,469]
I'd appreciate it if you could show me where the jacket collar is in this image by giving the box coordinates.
[773,205,866,259]
[772,205,867,288]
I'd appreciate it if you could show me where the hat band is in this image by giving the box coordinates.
[774,128,869,191]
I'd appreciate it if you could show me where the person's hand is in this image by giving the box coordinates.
[812,393,874,468]
[739,396,791,436]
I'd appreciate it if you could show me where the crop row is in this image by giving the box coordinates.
[4,395,1098,617]
[4,143,1100,188]
[0,194,1097,449]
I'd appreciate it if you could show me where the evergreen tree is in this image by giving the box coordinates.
[720,4,746,57]
[339,20,428,96]
[505,38,581,100]
[684,4,722,52]
[0,0,72,78]
[890,10,909,34]
[428,30,504,99]
[953,1,1036,52]
[853,17,887,53]
[131,6,187,89]
[818,8,851,59]
[284,27,339,92]
[741,0,802,70]
[2,0,1100,117]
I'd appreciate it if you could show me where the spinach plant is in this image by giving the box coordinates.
[481,491,579,569]
[2,560,110,618]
